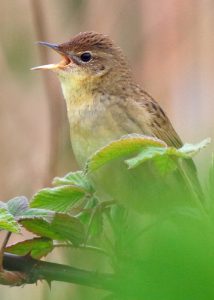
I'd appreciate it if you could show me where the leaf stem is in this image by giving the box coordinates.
[177,160,208,216]
[53,242,109,256]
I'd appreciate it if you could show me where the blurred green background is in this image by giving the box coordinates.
[0,0,214,299]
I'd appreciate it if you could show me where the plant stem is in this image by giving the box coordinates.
[3,253,116,290]
[53,242,109,256]
[30,0,63,186]
[0,232,11,271]
[177,160,208,216]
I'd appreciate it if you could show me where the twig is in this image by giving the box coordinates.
[30,0,63,186]
[53,242,109,256]
[0,232,11,271]
[2,253,115,290]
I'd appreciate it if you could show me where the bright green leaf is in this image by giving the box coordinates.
[125,146,165,169]
[0,206,20,233]
[0,198,54,233]
[53,171,93,193]
[51,213,85,244]
[86,134,166,173]
[20,208,55,223]
[125,138,211,172]
[153,155,177,176]
[20,213,85,245]
[30,185,86,213]
[6,237,53,259]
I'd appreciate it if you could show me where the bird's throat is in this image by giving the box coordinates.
[59,72,95,108]
[58,73,106,166]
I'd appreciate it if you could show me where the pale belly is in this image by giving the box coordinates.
[68,100,144,168]
[70,108,127,168]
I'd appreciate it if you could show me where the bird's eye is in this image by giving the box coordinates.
[80,52,92,62]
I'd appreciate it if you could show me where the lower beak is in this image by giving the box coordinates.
[31,41,71,71]
[31,63,60,71]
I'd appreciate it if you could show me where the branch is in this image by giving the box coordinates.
[30,0,64,186]
[2,253,115,290]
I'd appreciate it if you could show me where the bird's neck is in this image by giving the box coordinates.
[58,68,134,111]
[59,73,94,110]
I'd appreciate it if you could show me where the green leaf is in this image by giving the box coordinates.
[0,204,20,233]
[0,197,54,233]
[20,208,55,223]
[53,171,93,193]
[20,213,85,245]
[6,196,29,217]
[126,146,165,169]
[5,237,53,259]
[87,206,104,237]
[153,155,177,176]
[126,138,211,173]
[1,197,54,224]
[86,134,166,173]
[30,185,86,213]
[179,138,211,157]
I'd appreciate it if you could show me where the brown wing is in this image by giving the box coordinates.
[147,103,183,149]
[131,90,202,189]
[129,89,183,148]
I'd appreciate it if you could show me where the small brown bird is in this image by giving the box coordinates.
[33,31,200,213]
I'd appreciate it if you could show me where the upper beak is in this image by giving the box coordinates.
[31,41,71,71]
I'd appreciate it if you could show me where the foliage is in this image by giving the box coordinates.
[1,135,213,299]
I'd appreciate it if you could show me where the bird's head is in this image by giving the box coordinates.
[32,31,132,91]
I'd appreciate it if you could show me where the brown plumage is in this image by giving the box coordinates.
[56,32,183,160]
[34,31,202,213]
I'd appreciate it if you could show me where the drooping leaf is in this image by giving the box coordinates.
[86,134,166,173]
[20,219,59,240]
[20,213,85,245]
[125,146,165,169]
[0,205,20,233]
[6,237,53,259]
[53,171,93,193]
[125,138,211,173]
[179,138,211,157]
[20,208,55,223]
[30,185,86,213]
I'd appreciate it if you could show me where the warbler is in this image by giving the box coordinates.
[32,31,201,213]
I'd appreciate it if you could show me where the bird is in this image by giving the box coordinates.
[32,31,202,214]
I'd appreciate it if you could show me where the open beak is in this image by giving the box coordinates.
[31,41,71,71]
